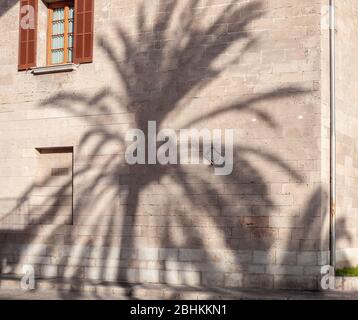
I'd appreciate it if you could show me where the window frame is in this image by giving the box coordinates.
[46,1,74,66]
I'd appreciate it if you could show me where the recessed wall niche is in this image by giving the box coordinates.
[31,147,74,226]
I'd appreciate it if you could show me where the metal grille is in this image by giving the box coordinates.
[51,167,70,177]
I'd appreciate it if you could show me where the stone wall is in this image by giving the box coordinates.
[0,0,326,290]
[335,0,358,268]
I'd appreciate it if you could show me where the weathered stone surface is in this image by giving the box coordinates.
[0,0,351,292]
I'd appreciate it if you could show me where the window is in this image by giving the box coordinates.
[47,1,74,65]
[18,0,94,71]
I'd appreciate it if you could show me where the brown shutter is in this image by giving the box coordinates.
[73,0,94,64]
[18,0,38,71]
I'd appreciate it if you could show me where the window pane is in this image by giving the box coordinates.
[53,8,64,21]
[52,21,64,35]
[68,48,73,63]
[51,8,65,64]
[52,8,64,35]
[67,6,75,63]
[52,35,64,50]
[68,7,74,19]
[68,20,74,33]
[52,50,64,64]
[68,35,73,48]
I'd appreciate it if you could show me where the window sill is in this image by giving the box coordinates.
[31,63,79,75]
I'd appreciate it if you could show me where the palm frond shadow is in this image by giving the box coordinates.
[0,0,18,18]
[1,0,343,297]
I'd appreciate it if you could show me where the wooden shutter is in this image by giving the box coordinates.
[73,0,94,64]
[18,0,38,71]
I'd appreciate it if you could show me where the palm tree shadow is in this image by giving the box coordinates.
[0,0,18,18]
[1,0,344,298]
